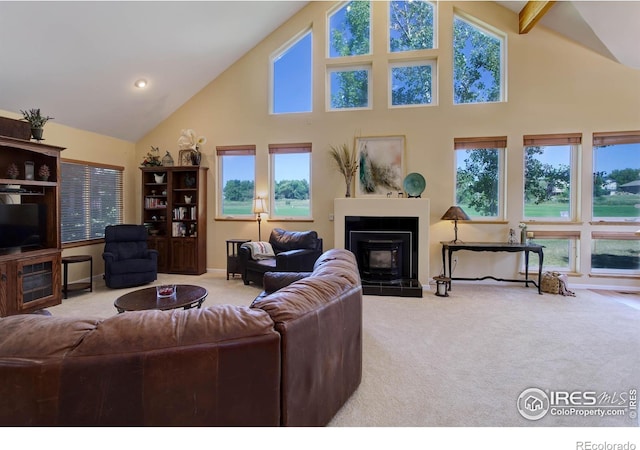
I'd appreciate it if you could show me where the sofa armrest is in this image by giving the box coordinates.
[275,248,322,272]
[102,252,117,263]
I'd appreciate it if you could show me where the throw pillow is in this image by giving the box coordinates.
[242,241,275,260]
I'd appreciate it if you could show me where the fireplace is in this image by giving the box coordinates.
[359,239,403,282]
[334,198,430,296]
[344,215,422,297]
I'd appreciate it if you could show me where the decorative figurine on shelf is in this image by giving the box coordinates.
[162,151,174,167]
[6,163,19,179]
[508,228,517,244]
[141,146,162,167]
[38,164,50,181]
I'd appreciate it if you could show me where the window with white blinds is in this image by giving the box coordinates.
[60,159,123,244]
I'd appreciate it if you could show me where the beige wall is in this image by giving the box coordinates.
[0,108,136,281]
[137,1,640,288]
[8,2,637,288]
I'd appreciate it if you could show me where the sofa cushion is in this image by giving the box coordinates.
[242,241,275,260]
[270,228,319,252]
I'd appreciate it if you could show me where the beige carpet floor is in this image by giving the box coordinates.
[48,273,640,427]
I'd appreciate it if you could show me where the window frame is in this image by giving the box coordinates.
[591,130,640,223]
[268,142,312,221]
[523,133,581,222]
[590,231,640,275]
[388,59,437,108]
[327,1,372,59]
[60,158,123,247]
[452,11,507,105]
[270,28,313,115]
[326,64,372,111]
[216,145,257,220]
[454,136,507,221]
[523,230,580,273]
[388,0,437,53]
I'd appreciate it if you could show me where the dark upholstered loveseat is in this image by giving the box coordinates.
[0,249,362,426]
[238,228,323,286]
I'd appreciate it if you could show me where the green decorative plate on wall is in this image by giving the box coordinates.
[403,172,426,197]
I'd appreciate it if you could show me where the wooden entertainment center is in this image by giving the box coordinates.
[0,135,64,317]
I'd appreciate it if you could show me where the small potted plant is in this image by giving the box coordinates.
[6,163,19,179]
[38,164,50,181]
[20,108,54,141]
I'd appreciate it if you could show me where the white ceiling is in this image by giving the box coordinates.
[496,1,640,69]
[0,1,308,142]
[0,1,637,143]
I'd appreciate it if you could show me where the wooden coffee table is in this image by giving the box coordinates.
[114,284,208,313]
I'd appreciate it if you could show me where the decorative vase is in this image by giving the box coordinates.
[154,173,165,184]
[190,151,201,166]
[520,227,527,244]
[30,127,43,141]
[345,176,353,198]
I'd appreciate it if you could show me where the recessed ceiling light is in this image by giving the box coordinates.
[134,79,147,88]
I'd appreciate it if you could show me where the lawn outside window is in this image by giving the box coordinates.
[590,232,640,275]
[592,131,640,223]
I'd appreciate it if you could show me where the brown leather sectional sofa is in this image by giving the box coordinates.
[0,249,362,426]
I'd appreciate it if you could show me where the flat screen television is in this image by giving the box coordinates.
[0,204,47,253]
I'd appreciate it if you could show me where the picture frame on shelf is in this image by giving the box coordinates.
[355,135,405,197]
[179,149,194,166]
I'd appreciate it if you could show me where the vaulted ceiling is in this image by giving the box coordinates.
[0,1,637,143]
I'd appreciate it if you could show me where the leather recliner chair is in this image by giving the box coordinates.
[238,228,323,285]
[102,224,158,288]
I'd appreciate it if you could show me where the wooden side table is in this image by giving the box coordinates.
[227,239,251,280]
[62,255,93,299]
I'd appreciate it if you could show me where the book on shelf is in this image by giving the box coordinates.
[145,197,166,208]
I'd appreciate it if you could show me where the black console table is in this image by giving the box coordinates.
[440,242,544,294]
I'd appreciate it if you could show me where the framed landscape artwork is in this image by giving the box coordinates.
[355,135,405,197]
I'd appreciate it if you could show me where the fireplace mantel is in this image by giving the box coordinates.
[334,198,430,287]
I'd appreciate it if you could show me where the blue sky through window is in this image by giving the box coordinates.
[222,155,254,185]
[273,32,312,114]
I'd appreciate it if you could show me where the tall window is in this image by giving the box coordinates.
[524,133,580,221]
[389,0,435,52]
[327,1,371,111]
[389,60,436,107]
[60,160,123,244]
[269,143,311,219]
[217,145,256,217]
[271,30,312,114]
[591,232,640,274]
[592,131,640,222]
[453,13,504,104]
[328,1,370,58]
[454,136,506,219]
